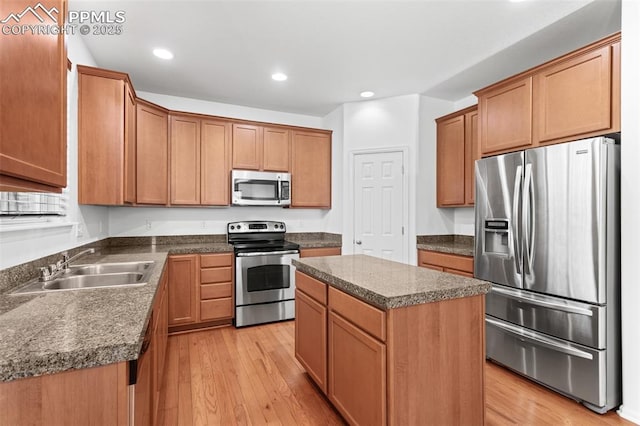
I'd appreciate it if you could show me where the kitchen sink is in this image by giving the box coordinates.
[68,261,153,276]
[11,261,155,294]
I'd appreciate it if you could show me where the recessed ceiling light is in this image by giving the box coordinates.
[153,48,174,60]
[272,72,288,82]
[360,91,375,98]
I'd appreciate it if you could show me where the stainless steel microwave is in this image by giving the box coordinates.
[231,170,291,206]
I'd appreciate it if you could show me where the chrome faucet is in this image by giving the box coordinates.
[39,248,95,281]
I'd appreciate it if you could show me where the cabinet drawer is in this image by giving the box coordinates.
[418,250,473,274]
[201,282,232,300]
[200,267,232,284]
[300,247,342,258]
[329,287,386,342]
[200,253,233,268]
[200,298,233,321]
[296,271,327,305]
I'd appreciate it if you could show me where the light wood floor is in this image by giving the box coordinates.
[157,321,632,426]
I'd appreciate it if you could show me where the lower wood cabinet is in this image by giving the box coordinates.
[168,252,234,332]
[153,268,169,421]
[418,249,474,278]
[299,247,342,258]
[295,270,485,425]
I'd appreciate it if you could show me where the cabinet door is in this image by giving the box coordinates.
[295,289,328,393]
[479,77,533,156]
[263,127,289,172]
[137,103,168,204]
[168,255,198,326]
[78,74,125,205]
[464,110,478,205]
[0,0,67,190]
[232,123,262,170]
[291,131,332,208]
[124,84,137,204]
[201,120,231,205]
[170,116,201,205]
[534,45,612,144]
[134,342,152,426]
[153,272,168,422]
[328,311,386,426]
[437,115,465,207]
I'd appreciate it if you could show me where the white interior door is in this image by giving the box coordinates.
[353,150,406,262]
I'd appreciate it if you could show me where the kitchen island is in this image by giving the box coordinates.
[293,254,491,426]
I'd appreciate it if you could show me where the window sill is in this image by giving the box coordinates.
[0,222,77,233]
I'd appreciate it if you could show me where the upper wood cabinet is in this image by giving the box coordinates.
[436,105,478,207]
[137,100,169,205]
[78,66,136,205]
[170,114,231,206]
[232,124,289,172]
[476,32,620,156]
[0,0,67,192]
[291,130,332,208]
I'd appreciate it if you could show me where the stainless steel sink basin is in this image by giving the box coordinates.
[68,261,153,276]
[42,273,145,290]
[11,261,155,294]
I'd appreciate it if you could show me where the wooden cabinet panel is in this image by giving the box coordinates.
[464,110,479,205]
[295,271,328,305]
[534,45,612,144]
[328,311,386,426]
[417,249,474,278]
[168,255,198,326]
[200,253,233,268]
[153,270,169,421]
[170,116,201,205]
[201,283,232,300]
[200,267,232,284]
[124,85,137,204]
[421,264,444,272]
[329,287,386,342]
[0,0,67,190]
[479,77,533,156]
[232,123,262,170]
[78,70,128,205]
[136,102,168,205]
[263,127,290,172]
[201,120,231,205]
[299,247,342,258]
[291,130,332,208]
[295,289,328,393]
[437,115,465,206]
[200,298,233,321]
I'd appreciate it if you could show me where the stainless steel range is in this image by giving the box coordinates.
[227,221,300,327]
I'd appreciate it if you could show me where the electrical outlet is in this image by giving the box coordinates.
[145,219,151,230]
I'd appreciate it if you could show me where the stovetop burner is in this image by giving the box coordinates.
[227,221,299,253]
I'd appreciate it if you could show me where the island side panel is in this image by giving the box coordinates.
[386,294,485,425]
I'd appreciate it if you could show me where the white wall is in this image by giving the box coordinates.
[322,105,345,234]
[0,35,110,270]
[619,1,640,423]
[340,94,420,264]
[416,96,456,238]
[108,91,341,237]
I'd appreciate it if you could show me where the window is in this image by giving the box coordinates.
[0,191,67,216]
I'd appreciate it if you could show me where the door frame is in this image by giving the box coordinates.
[349,147,409,264]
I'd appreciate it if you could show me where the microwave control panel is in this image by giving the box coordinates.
[281,182,290,201]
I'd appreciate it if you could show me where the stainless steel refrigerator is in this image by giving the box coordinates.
[474,136,620,413]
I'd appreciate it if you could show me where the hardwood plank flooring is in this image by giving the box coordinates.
[157,321,632,426]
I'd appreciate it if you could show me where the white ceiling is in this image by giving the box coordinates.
[73,0,621,116]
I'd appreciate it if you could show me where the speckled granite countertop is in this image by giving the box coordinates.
[0,250,168,382]
[286,232,342,248]
[416,235,475,257]
[293,254,490,310]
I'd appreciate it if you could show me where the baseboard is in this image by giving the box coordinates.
[618,405,640,425]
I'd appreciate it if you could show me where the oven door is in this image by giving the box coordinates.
[235,250,298,306]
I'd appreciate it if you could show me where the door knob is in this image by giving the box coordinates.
[355,240,362,245]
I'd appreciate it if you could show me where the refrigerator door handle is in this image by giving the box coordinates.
[512,165,523,274]
[491,286,594,316]
[522,163,534,273]
[486,317,594,360]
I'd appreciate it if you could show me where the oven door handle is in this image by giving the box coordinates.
[236,250,300,257]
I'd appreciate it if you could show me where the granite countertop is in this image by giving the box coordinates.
[286,232,342,249]
[416,235,475,257]
[293,254,490,310]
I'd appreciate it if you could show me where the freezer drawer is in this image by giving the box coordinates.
[486,284,606,349]
[486,316,606,409]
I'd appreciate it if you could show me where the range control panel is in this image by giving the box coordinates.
[227,221,286,234]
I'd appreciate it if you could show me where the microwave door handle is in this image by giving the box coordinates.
[277,179,282,203]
